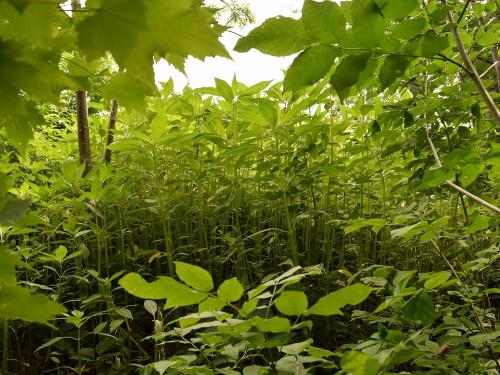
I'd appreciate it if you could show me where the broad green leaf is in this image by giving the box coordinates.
[54,246,68,262]
[420,168,454,188]
[392,17,428,40]
[302,0,346,43]
[281,339,312,355]
[283,45,339,93]
[375,0,418,19]
[401,289,436,326]
[348,0,385,48]
[77,0,147,69]
[0,285,66,324]
[460,163,484,187]
[215,78,234,103]
[144,300,157,316]
[258,99,279,126]
[234,17,310,56]
[344,218,387,235]
[119,273,173,299]
[469,330,500,348]
[379,55,412,89]
[306,284,373,316]
[253,316,291,333]
[144,2,230,64]
[152,360,180,375]
[0,198,30,225]
[406,33,450,57]
[330,53,371,99]
[198,297,226,313]
[423,271,450,290]
[466,215,491,234]
[106,140,143,152]
[164,281,208,308]
[340,351,380,375]
[175,261,214,292]
[274,291,308,316]
[102,73,157,111]
[217,278,244,302]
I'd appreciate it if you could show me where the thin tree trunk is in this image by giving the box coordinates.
[104,100,119,164]
[76,90,92,176]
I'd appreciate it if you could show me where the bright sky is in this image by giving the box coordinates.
[154,0,303,91]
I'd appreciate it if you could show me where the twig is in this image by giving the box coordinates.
[443,1,500,124]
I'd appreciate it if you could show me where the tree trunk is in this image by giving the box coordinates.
[76,90,92,176]
[104,100,119,164]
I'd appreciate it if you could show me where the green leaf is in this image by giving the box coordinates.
[392,17,428,40]
[375,0,418,19]
[77,0,147,69]
[175,261,214,292]
[217,277,244,302]
[340,351,380,375]
[306,284,373,316]
[54,246,68,262]
[420,168,454,188]
[106,140,143,152]
[466,215,491,234]
[151,360,180,375]
[283,45,338,92]
[330,53,371,100]
[102,72,157,111]
[119,273,173,299]
[258,99,279,126]
[301,0,346,43]
[344,218,387,235]
[234,17,310,56]
[406,33,450,57]
[379,55,412,89]
[198,297,226,313]
[253,316,291,333]
[348,0,385,48]
[0,285,66,324]
[460,163,484,187]
[423,271,450,290]
[0,198,30,225]
[401,289,436,326]
[274,291,308,316]
[469,330,500,348]
[215,78,234,102]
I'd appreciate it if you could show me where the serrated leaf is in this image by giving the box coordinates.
[175,261,213,292]
[235,17,310,56]
[306,284,373,316]
[283,45,339,92]
[274,291,308,316]
[302,0,346,43]
[217,278,244,302]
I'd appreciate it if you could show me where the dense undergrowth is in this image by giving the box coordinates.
[0,0,499,374]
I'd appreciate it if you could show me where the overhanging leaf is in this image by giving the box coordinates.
[283,45,339,92]
[301,0,346,43]
[235,17,310,56]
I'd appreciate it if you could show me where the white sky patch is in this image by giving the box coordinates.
[154,0,303,91]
